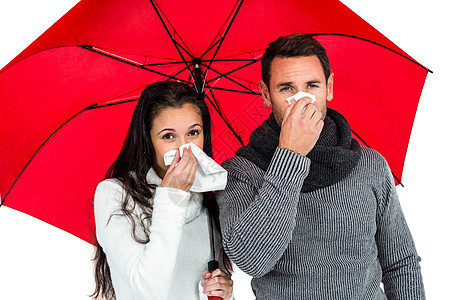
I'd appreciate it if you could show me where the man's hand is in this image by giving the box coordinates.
[279,97,324,156]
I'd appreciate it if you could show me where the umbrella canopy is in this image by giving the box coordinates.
[0,0,430,244]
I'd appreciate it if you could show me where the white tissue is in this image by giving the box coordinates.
[163,143,227,192]
[285,91,316,105]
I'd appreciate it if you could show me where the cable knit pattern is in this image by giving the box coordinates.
[217,146,425,299]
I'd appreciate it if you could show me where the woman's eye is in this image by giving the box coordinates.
[188,130,199,136]
[162,133,174,139]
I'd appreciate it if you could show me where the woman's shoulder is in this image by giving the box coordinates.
[94,178,127,208]
[97,177,123,187]
[95,178,125,194]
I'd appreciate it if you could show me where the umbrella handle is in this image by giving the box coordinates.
[207,260,223,300]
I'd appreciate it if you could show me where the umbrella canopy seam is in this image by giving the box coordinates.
[0,104,97,207]
[310,33,432,73]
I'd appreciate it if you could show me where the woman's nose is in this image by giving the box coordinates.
[175,138,188,150]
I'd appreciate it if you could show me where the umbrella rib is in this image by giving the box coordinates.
[171,39,194,60]
[203,81,231,126]
[204,80,222,112]
[1,98,163,207]
[200,62,256,94]
[199,0,245,61]
[0,104,98,207]
[80,45,191,85]
[208,86,261,95]
[148,0,198,89]
[148,0,194,59]
[204,85,244,147]
[199,38,222,61]
[90,98,139,109]
[203,0,245,79]
[390,172,404,187]
[142,59,258,67]
[203,92,221,113]
[206,59,260,84]
[142,60,191,67]
[310,33,432,73]
[203,58,259,63]
[168,63,193,81]
[351,128,404,187]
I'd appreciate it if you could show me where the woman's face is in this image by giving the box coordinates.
[150,103,204,179]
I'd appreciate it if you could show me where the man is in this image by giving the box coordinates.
[217,34,425,299]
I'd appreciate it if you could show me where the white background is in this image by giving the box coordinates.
[1,0,449,299]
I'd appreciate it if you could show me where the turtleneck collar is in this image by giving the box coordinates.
[146,167,203,223]
[236,108,362,192]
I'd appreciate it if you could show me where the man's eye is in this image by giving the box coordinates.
[162,133,174,139]
[280,86,292,92]
[307,83,319,88]
[188,130,199,136]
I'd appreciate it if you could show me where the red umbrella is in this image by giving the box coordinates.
[0,0,430,244]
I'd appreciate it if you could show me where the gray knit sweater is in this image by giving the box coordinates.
[217,146,425,299]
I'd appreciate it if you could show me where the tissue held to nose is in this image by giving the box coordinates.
[285,90,316,105]
[164,144,190,166]
[163,143,227,192]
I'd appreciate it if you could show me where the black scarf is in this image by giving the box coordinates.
[236,108,361,193]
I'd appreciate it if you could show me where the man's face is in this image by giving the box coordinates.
[259,55,334,125]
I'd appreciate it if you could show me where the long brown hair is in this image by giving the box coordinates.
[91,81,231,300]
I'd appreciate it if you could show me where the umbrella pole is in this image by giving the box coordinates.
[207,211,222,300]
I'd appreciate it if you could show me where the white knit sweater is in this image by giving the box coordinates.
[94,168,211,300]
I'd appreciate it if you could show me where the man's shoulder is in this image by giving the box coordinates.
[360,146,388,165]
[358,146,392,178]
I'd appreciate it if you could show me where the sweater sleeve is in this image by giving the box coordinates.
[216,147,310,278]
[94,180,190,300]
[375,159,426,299]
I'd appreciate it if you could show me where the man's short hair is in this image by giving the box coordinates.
[261,34,331,87]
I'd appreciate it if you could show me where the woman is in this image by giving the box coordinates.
[91,81,233,300]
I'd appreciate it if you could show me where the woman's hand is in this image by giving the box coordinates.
[160,146,197,192]
[201,269,233,300]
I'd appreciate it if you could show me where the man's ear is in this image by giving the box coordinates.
[259,80,272,108]
[326,73,334,102]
